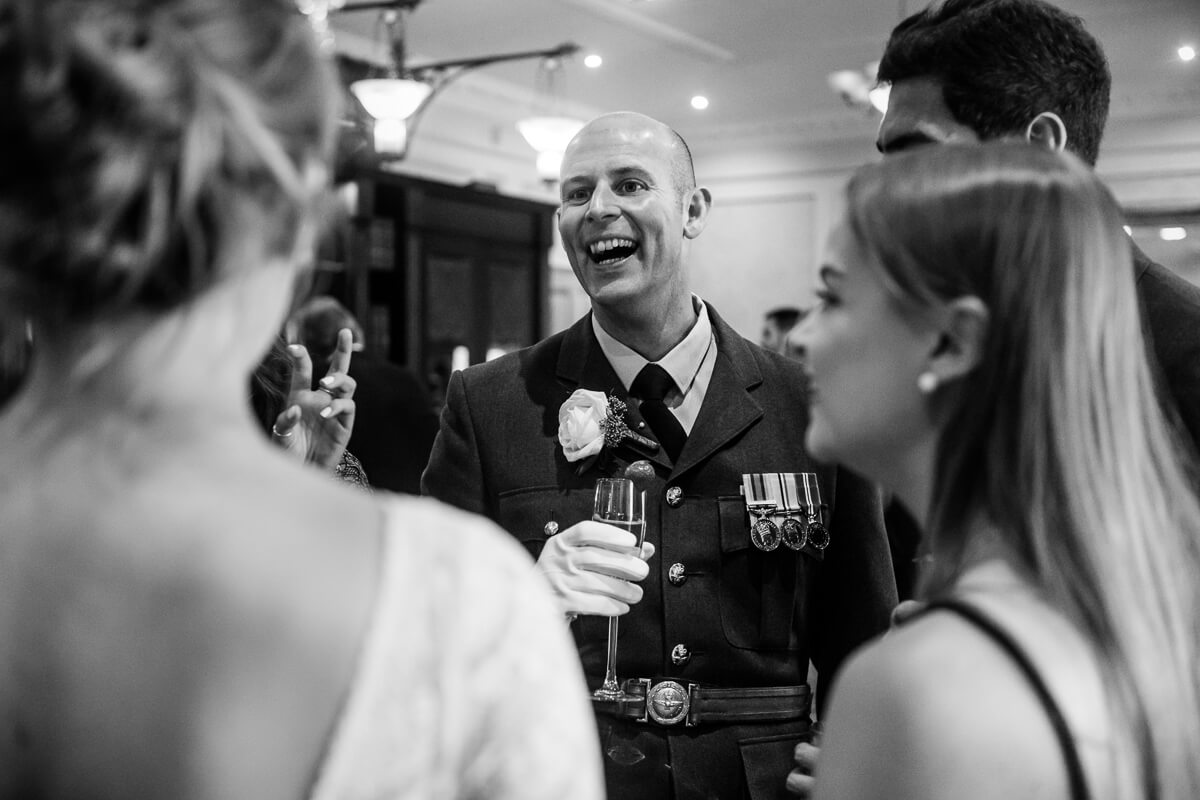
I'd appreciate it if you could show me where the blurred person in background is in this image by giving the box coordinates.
[874,0,1200,457]
[290,296,437,494]
[251,329,369,489]
[761,305,808,357]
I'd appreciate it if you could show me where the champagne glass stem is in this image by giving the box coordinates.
[590,477,643,703]
[597,616,622,697]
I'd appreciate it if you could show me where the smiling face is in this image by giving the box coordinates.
[792,221,939,482]
[557,113,703,323]
[876,76,981,155]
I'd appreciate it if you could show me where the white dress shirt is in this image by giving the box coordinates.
[591,297,717,434]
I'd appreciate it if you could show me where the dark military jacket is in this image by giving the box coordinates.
[1134,244,1200,461]
[422,305,897,800]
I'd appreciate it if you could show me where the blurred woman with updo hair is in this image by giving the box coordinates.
[0,1,601,798]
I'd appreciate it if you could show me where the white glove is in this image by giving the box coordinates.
[536,519,656,618]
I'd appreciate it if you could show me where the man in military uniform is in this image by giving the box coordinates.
[422,111,897,799]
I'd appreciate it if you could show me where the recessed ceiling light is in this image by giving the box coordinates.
[1160,227,1188,241]
[1180,45,1197,62]
[691,95,709,110]
[584,54,603,68]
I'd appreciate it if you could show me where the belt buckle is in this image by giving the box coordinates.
[646,680,691,726]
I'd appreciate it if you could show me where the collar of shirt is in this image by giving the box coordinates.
[590,297,716,434]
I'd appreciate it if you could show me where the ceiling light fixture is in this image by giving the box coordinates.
[828,61,888,114]
[691,95,710,110]
[1180,45,1197,62]
[1161,227,1188,241]
[829,0,904,116]
[518,116,586,183]
[296,0,348,49]
[299,0,580,163]
[517,56,586,183]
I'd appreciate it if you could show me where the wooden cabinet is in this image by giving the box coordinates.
[314,174,557,409]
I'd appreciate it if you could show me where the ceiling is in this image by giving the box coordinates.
[330,0,1200,149]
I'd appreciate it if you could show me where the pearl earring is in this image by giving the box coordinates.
[917,372,940,394]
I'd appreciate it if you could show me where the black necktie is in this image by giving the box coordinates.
[631,363,687,461]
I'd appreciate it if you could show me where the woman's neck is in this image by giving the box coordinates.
[917,512,1034,599]
[880,433,939,531]
[4,266,292,449]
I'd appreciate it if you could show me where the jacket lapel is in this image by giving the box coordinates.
[557,314,623,395]
[672,306,764,477]
[556,314,672,471]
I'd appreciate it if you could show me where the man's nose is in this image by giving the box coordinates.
[585,184,619,221]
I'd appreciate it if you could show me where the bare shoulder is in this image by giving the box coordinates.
[167,470,386,799]
[814,610,1073,800]
[0,458,387,799]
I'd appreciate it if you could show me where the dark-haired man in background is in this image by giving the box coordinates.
[761,306,808,358]
[873,0,1200,455]
[788,0,1200,794]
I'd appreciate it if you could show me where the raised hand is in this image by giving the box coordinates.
[271,327,357,469]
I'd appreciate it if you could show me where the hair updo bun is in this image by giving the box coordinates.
[0,0,341,326]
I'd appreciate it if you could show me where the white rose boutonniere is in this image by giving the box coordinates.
[558,389,608,462]
[558,389,659,464]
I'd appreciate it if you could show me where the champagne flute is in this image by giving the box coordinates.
[591,476,647,702]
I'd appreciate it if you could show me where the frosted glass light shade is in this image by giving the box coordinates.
[868,84,890,114]
[516,116,585,155]
[351,78,432,121]
[372,118,408,157]
[534,150,565,182]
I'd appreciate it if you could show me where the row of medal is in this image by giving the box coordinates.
[741,472,829,553]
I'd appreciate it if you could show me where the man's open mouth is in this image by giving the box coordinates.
[588,237,639,265]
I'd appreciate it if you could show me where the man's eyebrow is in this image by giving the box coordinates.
[607,166,653,181]
[562,166,650,186]
[876,132,938,154]
[559,173,593,189]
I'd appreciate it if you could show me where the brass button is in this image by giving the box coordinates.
[668,563,687,586]
[670,643,691,666]
[543,520,559,536]
[665,486,683,507]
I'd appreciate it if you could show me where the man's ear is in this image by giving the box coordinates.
[1025,111,1068,154]
[683,187,713,240]
[927,296,989,386]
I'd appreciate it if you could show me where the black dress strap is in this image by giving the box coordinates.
[915,598,1092,800]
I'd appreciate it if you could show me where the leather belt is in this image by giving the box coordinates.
[599,679,811,728]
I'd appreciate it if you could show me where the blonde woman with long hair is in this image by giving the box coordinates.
[793,143,1200,800]
[0,1,601,797]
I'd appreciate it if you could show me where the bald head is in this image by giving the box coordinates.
[563,111,696,199]
[555,109,712,353]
